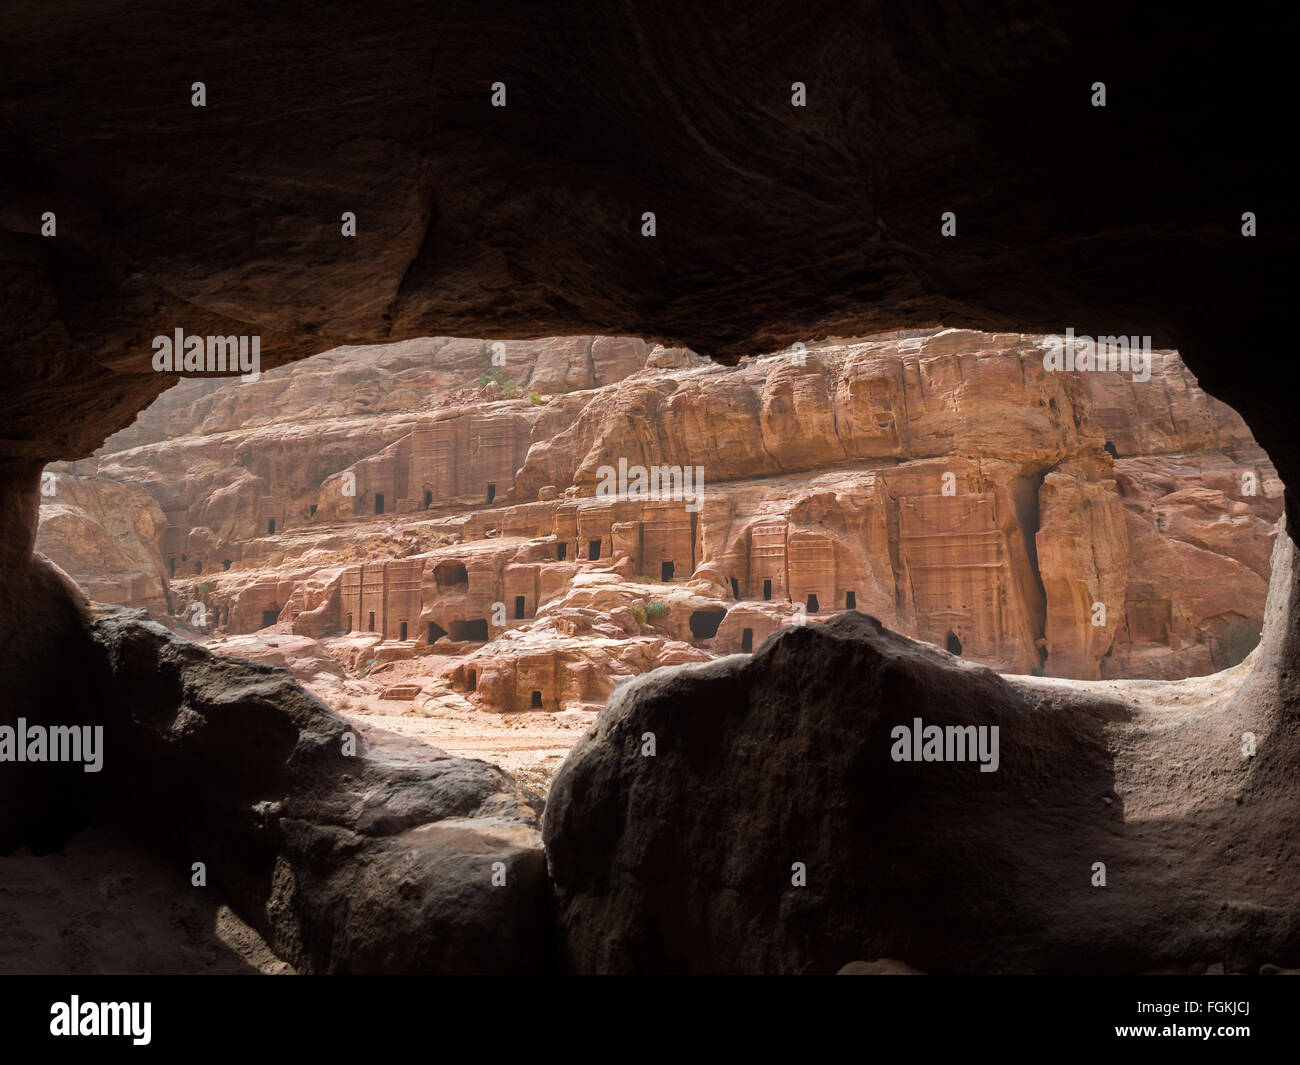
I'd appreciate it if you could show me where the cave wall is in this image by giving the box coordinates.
[1,2,1296,973]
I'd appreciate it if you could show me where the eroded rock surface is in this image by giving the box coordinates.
[545,581,1300,973]
[91,607,549,973]
[45,332,1280,707]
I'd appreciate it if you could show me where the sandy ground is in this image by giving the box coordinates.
[0,824,292,974]
[332,699,594,796]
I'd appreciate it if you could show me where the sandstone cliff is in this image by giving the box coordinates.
[40,330,1281,717]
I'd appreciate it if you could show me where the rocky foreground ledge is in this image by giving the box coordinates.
[89,604,550,974]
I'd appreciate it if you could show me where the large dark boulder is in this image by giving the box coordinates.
[92,608,550,973]
[545,592,1300,973]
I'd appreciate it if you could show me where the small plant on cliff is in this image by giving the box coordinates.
[195,582,210,600]
[645,601,670,621]
[477,367,517,395]
[528,390,543,406]
[630,602,647,625]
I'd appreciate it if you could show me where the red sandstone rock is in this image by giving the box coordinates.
[39,331,1281,707]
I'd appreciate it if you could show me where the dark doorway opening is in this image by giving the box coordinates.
[486,483,496,504]
[309,504,317,517]
[434,561,469,591]
[514,595,526,619]
[195,561,202,574]
[530,690,543,709]
[467,669,477,691]
[450,618,490,642]
[763,579,772,601]
[346,614,353,631]
[1103,441,1119,459]
[168,557,176,577]
[399,621,408,641]
[588,539,601,561]
[730,577,740,598]
[223,559,232,571]
[846,590,856,609]
[689,607,727,640]
[946,631,963,656]
[368,611,376,631]
[741,628,754,652]
[807,593,819,614]
[427,621,447,644]
[556,542,567,561]
[374,493,385,515]
[661,561,674,581]
[424,490,433,509]
[267,518,275,535]
[260,609,279,629]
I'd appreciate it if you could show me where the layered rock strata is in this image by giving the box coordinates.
[43,331,1280,713]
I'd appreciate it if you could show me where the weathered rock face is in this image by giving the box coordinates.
[47,331,1279,698]
[91,607,549,973]
[2,3,1297,978]
[544,604,1300,974]
[33,473,172,613]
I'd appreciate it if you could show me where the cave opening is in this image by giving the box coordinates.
[427,621,447,644]
[741,628,754,652]
[346,614,353,631]
[730,577,740,598]
[8,0,1297,984]
[807,594,820,614]
[846,591,856,609]
[514,595,526,619]
[689,607,727,640]
[556,542,568,561]
[223,559,232,571]
[374,493,385,515]
[588,539,601,561]
[486,483,496,504]
[368,611,375,631]
[661,561,674,581]
[466,668,477,691]
[530,690,543,709]
[434,561,469,591]
[309,504,318,517]
[424,490,432,509]
[267,518,275,535]
[946,631,963,656]
[450,618,489,642]
[260,609,280,629]
[399,621,408,641]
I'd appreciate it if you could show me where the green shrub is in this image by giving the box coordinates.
[528,390,543,406]
[630,602,647,625]
[477,367,517,395]
[645,601,670,620]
